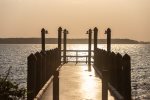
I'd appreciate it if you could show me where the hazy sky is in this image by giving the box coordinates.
[0,0,150,41]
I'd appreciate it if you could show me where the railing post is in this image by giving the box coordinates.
[93,27,98,65]
[53,70,59,100]
[58,27,62,65]
[102,70,109,100]
[105,28,111,52]
[63,29,68,64]
[41,28,48,52]
[86,29,92,71]
[93,27,98,53]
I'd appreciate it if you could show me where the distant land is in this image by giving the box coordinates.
[0,38,149,44]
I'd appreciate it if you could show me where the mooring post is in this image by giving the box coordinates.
[86,29,92,71]
[63,29,68,64]
[41,28,48,52]
[94,27,98,52]
[105,28,111,52]
[93,27,98,65]
[58,27,62,64]
[58,27,62,51]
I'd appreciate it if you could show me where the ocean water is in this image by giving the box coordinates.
[0,44,150,99]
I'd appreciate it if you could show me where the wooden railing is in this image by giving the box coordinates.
[94,48,131,100]
[27,48,61,100]
[61,50,94,63]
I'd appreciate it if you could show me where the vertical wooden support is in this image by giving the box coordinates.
[58,27,62,64]
[63,29,67,64]
[58,27,62,51]
[41,28,46,52]
[94,27,98,65]
[94,27,98,53]
[122,54,131,100]
[102,70,109,100]
[53,70,59,100]
[27,54,37,100]
[105,28,111,52]
[86,29,92,71]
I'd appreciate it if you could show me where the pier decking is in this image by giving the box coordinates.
[41,63,114,100]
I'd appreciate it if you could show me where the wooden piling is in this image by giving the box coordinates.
[63,29,67,64]
[94,27,98,53]
[122,54,131,100]
[27,54,37,100]
[58,27,62,64]
[88,29,92,71]
[105,28,111,52]
[41,28,46,52]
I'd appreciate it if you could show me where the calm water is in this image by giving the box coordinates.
[0,44,150,99]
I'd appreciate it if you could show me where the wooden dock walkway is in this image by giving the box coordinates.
[41,63,115,100]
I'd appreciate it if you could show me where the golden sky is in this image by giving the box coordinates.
[0,0,150,41]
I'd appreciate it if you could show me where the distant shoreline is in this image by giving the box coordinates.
[0,38,149,44]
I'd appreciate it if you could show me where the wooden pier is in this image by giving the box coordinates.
[27,27,131,100]
[41,64,115,100]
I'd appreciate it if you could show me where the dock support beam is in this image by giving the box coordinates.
[86,29,92,71]
[105,28,111,52]
[63,29,68,64]
[94,27,98,53]
[41,28,48,52]
[58,27,62,64]
[93,27,98,65]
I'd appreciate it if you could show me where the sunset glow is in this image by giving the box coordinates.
[0,0,150,41]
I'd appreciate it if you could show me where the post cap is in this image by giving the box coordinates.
[58,27,62,32]
[94,27,98,33]
[45,30,48,34]
[63,29,67,34]
[104,30,107,34]
[107,28,111,33]
[41,28,46,33]
[86,31,89,34]
[89,29,92,33]
[66,30,69,34]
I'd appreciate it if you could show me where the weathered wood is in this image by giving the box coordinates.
[87,29,92,71]
[94,48,131,100]
[94,27,98,53]
[63,29,67,64]
[58,27,62,65]
[105,28,111,52]
[27,53,37,100]
[122,54,131,100]
[41,28,46,52]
